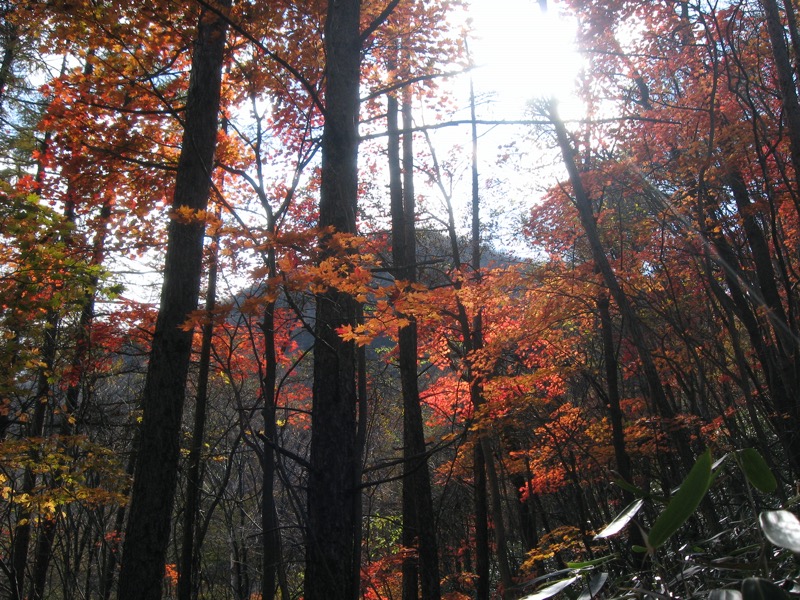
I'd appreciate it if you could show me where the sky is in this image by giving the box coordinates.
[467,0,584,119]
[423,0,585,254]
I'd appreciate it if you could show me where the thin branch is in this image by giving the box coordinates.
[362,67,471,102]
[360,0,403,42]
[192,0,324,113]
[359,115,678,141]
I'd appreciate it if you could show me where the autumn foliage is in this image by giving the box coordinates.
[1,0,800,598]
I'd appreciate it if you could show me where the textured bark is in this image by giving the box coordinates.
[304,0,362,598]
[177,219,219,600]
[760,0,800,209]
[0,7,17,113]
[389,92,441,600]
[473,442,490,600]
[596,295,634,491]
[10,307,57,600]
[550,102,700,484]
[117,5,229,600]
[469,77,511,598]
[260,294,285,600]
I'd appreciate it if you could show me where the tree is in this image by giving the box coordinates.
[304,0,363,598]
[117,3,230,599]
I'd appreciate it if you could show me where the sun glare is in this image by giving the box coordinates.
[468,0,584,119]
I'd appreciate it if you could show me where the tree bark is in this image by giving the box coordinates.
[117,4,229,600]
[177,213,219,600]
[389,90,442,600]
[759,0,800,211]
[304,1,362,599]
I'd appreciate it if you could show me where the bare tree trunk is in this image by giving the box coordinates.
[0,3,17,113]
[760,0,800,213]
[305,1,362,598]
[389,89,442,600]
[550,102,674,423]
[117,4,229,599]
[178,213,220,600]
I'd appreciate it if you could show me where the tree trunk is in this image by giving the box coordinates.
[389,89,442,600]
[260,292,284,600]
[550,102,680,431]
[10,305,58,600]
[596,295,635,491]
[177,214,220,600]
[0,12,17,113]
[117,4,229,600]
[760,0,800,212]
[304,0,362,598]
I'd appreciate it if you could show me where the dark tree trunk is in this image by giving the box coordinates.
[117,5,229,600]
[260,294,284,600]
[177,217,219,600]
[388,90,441,600]
[596,295,634,490]
[760,0,800,212]
[473,442,490,600]
[549,103,689,443]
[304,1,362,599]
[10,306,58,600]
[0,9,17,113]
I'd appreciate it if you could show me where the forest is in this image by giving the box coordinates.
[2,0,800,598]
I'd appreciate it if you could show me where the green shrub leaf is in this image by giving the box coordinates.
[594,499,644,540]
[739,449,778,493]
[521,576,579,600]
[709,590,743,600]
[576,572,608,600]
[741,578,790,600]
[759,510,800,553]
[647,449,713,549]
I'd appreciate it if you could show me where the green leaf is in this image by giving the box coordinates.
[566,554,618,569]
[741,578,790,600]
[613,478,652,499]
[521,576,579,600]
[709,590,743,600]
[739,449,778,493]
[594,499,644,540]
[647,449,713,549]
[759,510,800,553]
[576,572,608,600]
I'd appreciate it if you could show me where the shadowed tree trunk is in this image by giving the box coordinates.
[117,4,230,600]
[760,0,800,213]
[177,210,220,600]
[304,0,362,598]
[388,86,442,600]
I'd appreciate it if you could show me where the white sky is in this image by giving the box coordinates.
[467,0,584,119]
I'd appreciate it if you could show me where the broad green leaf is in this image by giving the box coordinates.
[613,478,652,499]
[709,590,743,600]
[742,578,790,600]
[739,449,778,493]
[594,499,644,539]
[576,572,608,600]
[566,554,618,569]
[759,510,800,553]
[521,576,579,600]
[647,449,713,549]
